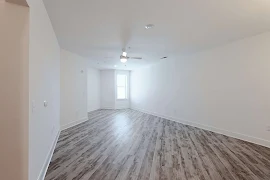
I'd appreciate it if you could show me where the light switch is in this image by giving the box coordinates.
[44,101,48,107]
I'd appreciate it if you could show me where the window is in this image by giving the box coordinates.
[117,74,127,99]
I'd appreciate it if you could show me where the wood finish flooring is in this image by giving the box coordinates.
[45,109,270,180]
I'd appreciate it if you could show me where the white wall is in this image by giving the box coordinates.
[131,32,270,147]
[115,70,130,109]
[87,68,101,112]
[100,70,116,109]
[60,49,88,129]
[0,1,29,180]
[28,0,61,179]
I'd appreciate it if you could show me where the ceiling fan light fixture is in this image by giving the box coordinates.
[120,57,127,63]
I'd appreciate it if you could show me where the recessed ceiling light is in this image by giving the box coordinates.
[114,65,117,67]
[145,24,154,29]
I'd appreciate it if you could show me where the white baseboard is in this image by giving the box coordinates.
[131,106,270,148]
[61,117,88,131]
[115,106,130,109]
[37,130,60,180]
[100,107,130,110]
[87,108,100,113]
[100,107,115,110]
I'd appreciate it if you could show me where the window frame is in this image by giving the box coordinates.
[116,74,128,100]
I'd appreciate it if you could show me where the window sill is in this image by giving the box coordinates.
[116,99,129,101]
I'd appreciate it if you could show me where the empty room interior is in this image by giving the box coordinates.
[1,0,270,179]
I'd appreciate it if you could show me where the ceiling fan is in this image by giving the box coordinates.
[120,48,142,63]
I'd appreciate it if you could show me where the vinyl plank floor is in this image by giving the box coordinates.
[45,109,270,180]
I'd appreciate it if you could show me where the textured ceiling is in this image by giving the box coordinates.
[44,0,270,70]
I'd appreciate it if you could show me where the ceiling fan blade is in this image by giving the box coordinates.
[128,57,142,60]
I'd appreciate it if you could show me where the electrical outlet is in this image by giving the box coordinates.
[31,100,36,113]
